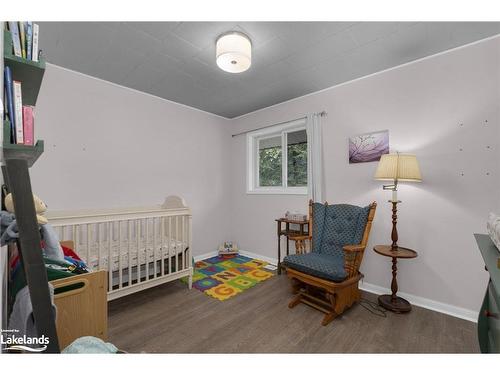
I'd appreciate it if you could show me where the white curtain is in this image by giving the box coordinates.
[306,113,324,203]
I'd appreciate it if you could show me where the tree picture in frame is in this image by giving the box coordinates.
[349,130,389,164]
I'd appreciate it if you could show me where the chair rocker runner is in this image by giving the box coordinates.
[283,200,377,326]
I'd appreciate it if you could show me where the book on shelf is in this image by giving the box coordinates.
[3,66,16,143]
[22,106,34,146]
[13,80,24,144]
[3,71,37,146]
[19,21,27,59]
[6,21,40,62]
[8,22,22,58]
[26,22,33,60]
[32,23,39,62]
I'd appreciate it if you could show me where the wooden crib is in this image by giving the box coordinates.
[46,196,193,301]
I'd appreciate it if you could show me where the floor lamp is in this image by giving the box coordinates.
[373,153,422,312]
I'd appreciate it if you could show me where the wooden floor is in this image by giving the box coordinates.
[108,274,479,353]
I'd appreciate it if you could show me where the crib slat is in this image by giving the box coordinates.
[188,215,192,270]
[108,222,112,290]
[145,218,149,280]
[86,224,91,266]
[175,216,179,273]
[118,221,122,289]
[185,215,189,269]
[137,219,141,283]
[98,223,102,275]
[168,217,172,274]
[153,217,157,278]
[73,225,78,256]
[128,220,132,286]
[183,216,187,269]
[160,217,165,276]
[180,215,186,270]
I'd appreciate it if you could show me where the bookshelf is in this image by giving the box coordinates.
[2,24,60,353]
[2,30,45,166]
[4,30,46,106]
[3,120,44,166]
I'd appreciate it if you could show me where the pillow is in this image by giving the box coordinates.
[487,213,500,251]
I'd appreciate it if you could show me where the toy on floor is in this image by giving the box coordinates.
[218,241,239,258]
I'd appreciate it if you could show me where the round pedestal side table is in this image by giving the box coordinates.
[373,245,418,313]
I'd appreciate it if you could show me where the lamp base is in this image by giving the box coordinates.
[378,294,412,313]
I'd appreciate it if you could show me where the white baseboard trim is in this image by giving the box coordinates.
[359,281,479,323]
[193,250,278,265]
[239,250,278,266]
[193,251,218,262]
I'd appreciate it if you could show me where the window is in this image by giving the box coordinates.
[247,119,308,194]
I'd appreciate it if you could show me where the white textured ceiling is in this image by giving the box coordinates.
[38,22,500,118]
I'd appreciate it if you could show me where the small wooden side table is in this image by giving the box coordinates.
[275,218,309,274]
[373,245,418,313]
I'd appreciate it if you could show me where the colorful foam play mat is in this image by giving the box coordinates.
[187,255,274,301]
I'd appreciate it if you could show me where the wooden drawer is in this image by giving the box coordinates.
[51,270,108,350]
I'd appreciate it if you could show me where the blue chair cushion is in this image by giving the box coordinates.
[283,253,347,282]
[312,203,370,263]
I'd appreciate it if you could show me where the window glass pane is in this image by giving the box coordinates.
[287,129,307,187]
[258,136,282,187]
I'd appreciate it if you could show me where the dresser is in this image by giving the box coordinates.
[475,234,500,353]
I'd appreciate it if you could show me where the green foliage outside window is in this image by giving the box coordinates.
[259,142,307,187]
[259,146,282,186]
[287,142,307,186]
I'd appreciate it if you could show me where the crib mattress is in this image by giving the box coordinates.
[76,238,187,272]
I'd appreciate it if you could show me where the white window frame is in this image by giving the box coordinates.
[246,118,308,195]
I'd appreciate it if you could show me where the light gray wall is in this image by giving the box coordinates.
[230,36,500,313]
[31,64,233,256]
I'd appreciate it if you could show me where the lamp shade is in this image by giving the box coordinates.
[216,32,252,73]
[374,153,422,182]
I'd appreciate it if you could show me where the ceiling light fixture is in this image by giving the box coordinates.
[216,32,252,73]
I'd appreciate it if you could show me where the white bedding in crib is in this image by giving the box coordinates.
[76,238,187,272]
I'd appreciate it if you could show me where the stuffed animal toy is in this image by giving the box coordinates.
[3,193,64,261]
[4,193,48,225]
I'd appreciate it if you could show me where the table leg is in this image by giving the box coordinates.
[277,237,282,275]
[285,223,290,257]
[378,257,412,313]
[391,257,398,301]
[277,222,282,275]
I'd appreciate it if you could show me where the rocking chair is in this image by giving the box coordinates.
[283,200,377,326]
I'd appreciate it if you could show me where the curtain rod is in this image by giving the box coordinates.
[231,111,327,137]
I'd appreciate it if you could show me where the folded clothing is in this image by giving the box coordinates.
[487,212,500,251]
